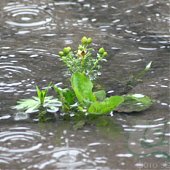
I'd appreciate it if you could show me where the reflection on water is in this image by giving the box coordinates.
[0,0,170,169]
[127,118,169,158]
[0,121,169,169]
[0,123,113,170]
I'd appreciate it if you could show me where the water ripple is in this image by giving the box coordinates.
[0,126,44,165]
[36,147,95,169]
[0,52,34,94]
[0,47,61,95]
[3,1,55,32]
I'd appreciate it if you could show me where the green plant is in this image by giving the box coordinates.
[53,86,75,113]
[115,94,153,113]
[58,36,107,80]
[13,36,153,124]
[71,72,124,114]
[126,61,152,89]
[13,84,61,121]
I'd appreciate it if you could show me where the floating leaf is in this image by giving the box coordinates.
[93,90,106,101]
[115,94,153,113]
[43,96,62,112]
[13,96,61,114]
[71,72,96,106]
[88,96,124,115]
[13,98,40,113]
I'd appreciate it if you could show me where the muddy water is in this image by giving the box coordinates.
[0,0,170,169]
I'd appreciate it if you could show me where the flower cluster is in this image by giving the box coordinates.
[58,36,107,80]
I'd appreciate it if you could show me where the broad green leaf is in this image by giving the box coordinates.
[115,94,153,113]
[62,88,75,105]
[93,90,106,101]
[53,86,75,105]
[71,72,96,105]
[88,96,124,115]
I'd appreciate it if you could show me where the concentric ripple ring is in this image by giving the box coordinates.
[4,3,53,28]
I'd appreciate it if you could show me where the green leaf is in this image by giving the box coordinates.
[93,90,106,101]
[71,72,96,106]
[43,96,62,112]
[13,97,40,113]
[88,96,124,115]
[13,96,61,114]
[62,88,75,105]
[115,94,153,113]
[36,86,41,99]
[53,86,63,97]
[53,86,75,105]
[36,86,47,105]
[145,61,152,71]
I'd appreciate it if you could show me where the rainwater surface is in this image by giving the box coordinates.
[0,0,170,169]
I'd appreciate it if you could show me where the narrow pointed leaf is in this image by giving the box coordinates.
[36,86,41,99]
[145,61,152,71]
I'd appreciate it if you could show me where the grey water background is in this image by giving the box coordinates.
[0,0,169,169]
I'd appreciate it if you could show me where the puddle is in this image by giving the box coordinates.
[0,0,169,169]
